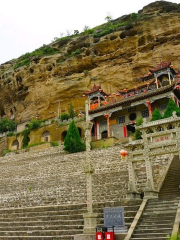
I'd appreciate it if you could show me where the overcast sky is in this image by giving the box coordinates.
[0,0,179,65]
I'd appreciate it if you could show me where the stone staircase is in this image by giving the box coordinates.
[159,155,180,199]
[0,199,142,240]
[130,198,179,240]
[0,203,86,240]
[130,155,180,240]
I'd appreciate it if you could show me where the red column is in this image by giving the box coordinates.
[104,114,110,137]
[123,125,127,138]
[146,101,152,119]
[94,122,97,140]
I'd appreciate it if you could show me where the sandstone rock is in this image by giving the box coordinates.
[0,1,180,122]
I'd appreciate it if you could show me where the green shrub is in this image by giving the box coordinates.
[28,119,41,130]
[60,113,70,121]
[151,108,163,121]
[28,142,46,148]
[2,149,12,156]
[135,117,143,140]
[164,98,180,118]
[68,103,76,119]
[64,120,85,153]
[51,141,59,146]
[0,118,17,133]
[22,129,30,148]
[6,132,15,137]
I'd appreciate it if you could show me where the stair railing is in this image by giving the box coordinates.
[124,199,148,240]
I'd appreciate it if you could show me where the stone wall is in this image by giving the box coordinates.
[0,136,7,156]
[0,146,171,208]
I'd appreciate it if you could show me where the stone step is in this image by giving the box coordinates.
[0,220,84,226]
[133,227,172,234]
[0,213,85,221]
[132,232,171,238]
[0,235,74,240]
[0,229,82,236]
[130,237,168,240]
[0,225,83,231]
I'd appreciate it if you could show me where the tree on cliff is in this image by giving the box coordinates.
[64,120,85,153]
[151,108,163,121]
[0,118,17,133]
[164,98,180,118]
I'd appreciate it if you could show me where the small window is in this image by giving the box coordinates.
[160,104,167,111]
[142,109,149,118]
[118,116,125,124]
[129,113,137,121]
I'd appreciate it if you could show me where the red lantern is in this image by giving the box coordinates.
[170,65,173,68]
[148,72,152,76]
[116,93,120,97]
[105,96,107,99]
[178,75,180,78]
[120,149,128,159]
[109,95,112,98]
[104,113,109,118]
[175,85,180,90]
[146,101,150,104]
[123,89,127,92]
[78,113,82,117]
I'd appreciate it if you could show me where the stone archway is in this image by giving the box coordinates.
[12,140,19,150]
[61,131,67,142]
[123,114,180,199]
[42,131,50,142]
[77,127,82,137]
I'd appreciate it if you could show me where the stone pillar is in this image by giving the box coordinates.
[168,70,172,85]
[142,131,158,199]
[155,75,159,89]
[126,153,140,199]
[83,100,97,234]
[144,157,158,198]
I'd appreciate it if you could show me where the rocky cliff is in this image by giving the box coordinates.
[0,1,180,122]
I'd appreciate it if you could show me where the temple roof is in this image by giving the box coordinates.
[89,84,175,115]
[118,79,155,94]
[140,61,178,81]
[83,84,109,96]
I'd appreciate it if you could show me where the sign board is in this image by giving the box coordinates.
[104,207,125,227]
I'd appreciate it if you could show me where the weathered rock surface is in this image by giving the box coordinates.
[0,1,180,121]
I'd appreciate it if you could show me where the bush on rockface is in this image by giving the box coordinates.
[0,118,17,134]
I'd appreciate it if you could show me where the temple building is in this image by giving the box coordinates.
[83,61,180,141]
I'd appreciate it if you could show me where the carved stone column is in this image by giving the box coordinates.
[83,100,97,234]
[126,152,140,199]
[142,131,158,198]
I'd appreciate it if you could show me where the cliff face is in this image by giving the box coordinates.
[0,1,180,121]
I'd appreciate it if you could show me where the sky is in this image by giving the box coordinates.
[0,0,179,65]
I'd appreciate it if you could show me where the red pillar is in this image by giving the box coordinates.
[146,101,152,119]
[104,114,110,137]
[123,125,127,138]
[94,122,97,140]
